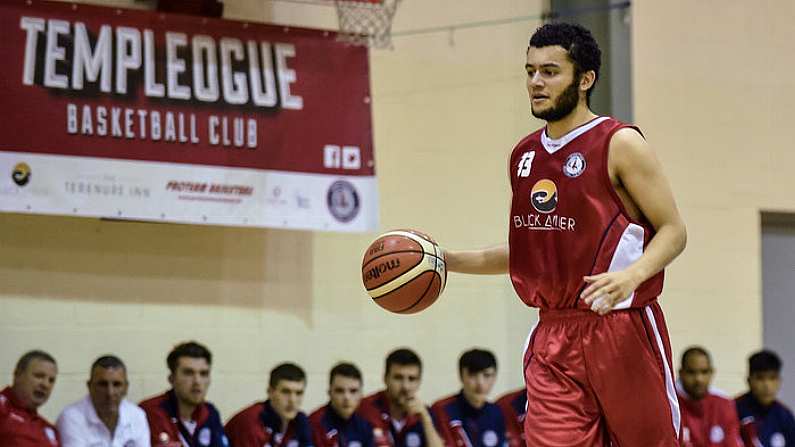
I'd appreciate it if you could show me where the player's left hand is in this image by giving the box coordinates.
[581,270,641,315]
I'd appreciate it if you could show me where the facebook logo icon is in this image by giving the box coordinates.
[324,145,361,169]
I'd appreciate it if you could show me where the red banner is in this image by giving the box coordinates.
[0,0,374,175]
[0,0,378,232]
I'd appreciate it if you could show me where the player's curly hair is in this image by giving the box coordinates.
[529,22,602,103]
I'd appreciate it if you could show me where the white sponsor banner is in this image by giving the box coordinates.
[0,152,378,232]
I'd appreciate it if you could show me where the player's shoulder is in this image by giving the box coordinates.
[496,389,524,404]
[734,392,750,404]
[511,129,544,154]
[308,405,327,424]
[706,388,739,412]
[430,394,457,412]
[360,391,387,413]
[521,128,544,143]
[357,396,377,414]
[361,391,382,404]
[708,386,732,399]
[138,392,167,412]
[773,400,795,420]
[608,125,647,151]
[607,123,656,173]
[229,402,263,422]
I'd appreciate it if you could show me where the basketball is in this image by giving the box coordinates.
[361,229,447,314]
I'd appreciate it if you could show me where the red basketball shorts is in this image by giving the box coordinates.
[522,301,680,447]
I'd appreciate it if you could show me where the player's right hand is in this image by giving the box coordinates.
[403,396,427,417]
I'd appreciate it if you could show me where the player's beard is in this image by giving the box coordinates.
[532,75,581,122]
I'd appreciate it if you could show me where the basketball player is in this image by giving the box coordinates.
[736,350,795,447]
[225,363,313,447]
[310,362,386,447]
[443,23,687,446]
[431,349,506,447]
[358,349,443,447]
[676,347,742,447]
[140,341,229,447]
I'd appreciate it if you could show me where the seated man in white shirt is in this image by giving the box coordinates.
[57,355,151,447]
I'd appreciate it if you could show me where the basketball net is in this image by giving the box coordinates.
[334,0,401,49]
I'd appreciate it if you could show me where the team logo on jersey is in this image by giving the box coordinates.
[199,427,211,446]
[563,152,586,177]
[771,433,786,447]
[482,430,499,447]
[516,151,535,177]
[406,433,422,447]
[709,425,725,443]
[530,179,558,214]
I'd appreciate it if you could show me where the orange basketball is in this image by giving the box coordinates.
[361,229,447,314]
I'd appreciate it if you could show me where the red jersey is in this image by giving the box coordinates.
[358,391,427,447]
[495,389,526,447]
[225,400,313,447]
[139,390,228,447]
[677,384,743,447]
[0,386,60,447]
[508,116,664,310]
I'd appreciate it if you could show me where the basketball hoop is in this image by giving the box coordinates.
[334,0,401,49]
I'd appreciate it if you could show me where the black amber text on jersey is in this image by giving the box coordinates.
[512,213,576,231]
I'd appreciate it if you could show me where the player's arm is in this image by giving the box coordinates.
[581,128,687,314]
[444,244,508,275]
[419,409,444,447]
[405,398,444,447]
